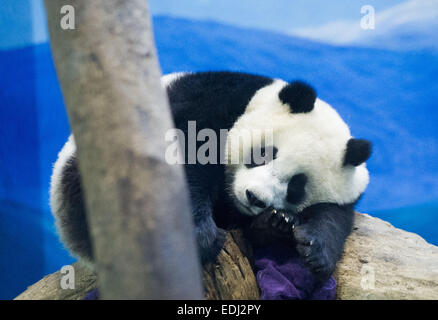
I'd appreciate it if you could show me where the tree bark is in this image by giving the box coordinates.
[44,0,203,299]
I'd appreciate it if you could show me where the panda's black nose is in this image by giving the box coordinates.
[246,190,266,208]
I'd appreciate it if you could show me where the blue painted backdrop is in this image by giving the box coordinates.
[1,0,437,299]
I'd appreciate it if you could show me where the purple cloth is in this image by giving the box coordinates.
[83,288,99,300]
[254,244,336,300]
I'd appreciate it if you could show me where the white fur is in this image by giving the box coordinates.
[226,80,369,216]
[161,72,188,88]
[50,135,76,219]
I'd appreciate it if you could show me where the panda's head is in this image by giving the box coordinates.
[225,80,371,216]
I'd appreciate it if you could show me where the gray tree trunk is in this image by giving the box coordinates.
[44,0,203,299]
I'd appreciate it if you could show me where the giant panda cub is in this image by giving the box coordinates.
[51,71,371,280]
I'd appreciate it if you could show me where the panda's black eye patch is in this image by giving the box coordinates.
[286,173,308,204]
[245,146,278,168]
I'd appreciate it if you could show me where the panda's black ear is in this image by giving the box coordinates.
[279,81,316,113]
[343,138,372,167]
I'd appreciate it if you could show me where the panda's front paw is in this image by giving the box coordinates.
[256,208,300,235]
[270,209,300,234]
[293,225,335,280]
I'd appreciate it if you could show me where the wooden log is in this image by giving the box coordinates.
[202,231,259,300]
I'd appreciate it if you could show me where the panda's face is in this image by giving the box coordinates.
[225,80,371,216]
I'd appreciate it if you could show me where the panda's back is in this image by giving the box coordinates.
[164,71,273,133]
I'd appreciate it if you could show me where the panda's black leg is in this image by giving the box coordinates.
[190,193,227,264]
[293,203,354,280]
[50,138,94,265]
[195,216,227,264]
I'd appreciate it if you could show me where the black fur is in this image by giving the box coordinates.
[278,81,316,113]
[344,138,372,167]
[59,156,93,261]
[286,173,308,204]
